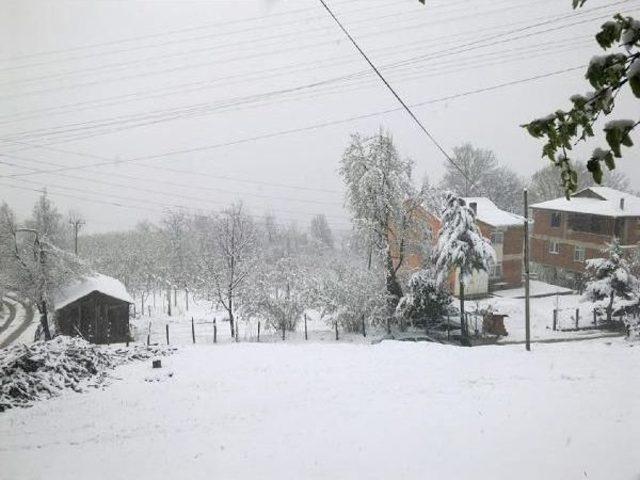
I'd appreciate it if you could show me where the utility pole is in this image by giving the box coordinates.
[68,213,85,256]
[523,189,531,351]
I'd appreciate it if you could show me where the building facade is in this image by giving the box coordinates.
[530,187,640,289]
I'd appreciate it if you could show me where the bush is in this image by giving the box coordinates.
[396,269,452,328]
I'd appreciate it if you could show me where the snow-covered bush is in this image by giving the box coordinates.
[396,269,452,328]
[242,256,308,332]
[310,257,388,332]
[583,238,639,325]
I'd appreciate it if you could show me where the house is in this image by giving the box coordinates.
[530,186,640,289]
[53,274,133,344]
[398,197,524,297]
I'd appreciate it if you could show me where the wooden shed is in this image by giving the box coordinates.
[53,274,133,344]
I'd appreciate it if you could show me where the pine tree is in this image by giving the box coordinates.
[583,238,638,323]
[432,192,495,337]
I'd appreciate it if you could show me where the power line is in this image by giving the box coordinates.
[0,64,585,180]
[1,36,592,147]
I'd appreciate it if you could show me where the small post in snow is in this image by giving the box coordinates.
[147,321,151,347]
[335,321,339,341]
[593,309,597,326]
[304,313,308,341]
[386,318,391,335]
[575,308,580,330]
[282,322,285,341]
[235,323,239,343]
[447,312,450,340]
[191,317,196,344]
[257,321,261,342]
[552,309,558,331]
[165,324,170,345]
[213,318,217,344]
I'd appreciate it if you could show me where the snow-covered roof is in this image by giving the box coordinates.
[531,187,640,217]
[53,274,133,311]
[462,197,524,227]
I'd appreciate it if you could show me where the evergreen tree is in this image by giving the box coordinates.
[432,192,495,337]
[583,238,638,323]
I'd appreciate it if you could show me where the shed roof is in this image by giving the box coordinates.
[531,187,640,217]
[53,274,132,311]
[462,197,524,227]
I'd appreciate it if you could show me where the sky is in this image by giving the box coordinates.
[0,0,639,234]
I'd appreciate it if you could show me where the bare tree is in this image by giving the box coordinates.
[204,203,257,337]
[68,210,85,256]
[309,213,334,249]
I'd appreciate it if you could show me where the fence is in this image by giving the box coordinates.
[551,306,637,332]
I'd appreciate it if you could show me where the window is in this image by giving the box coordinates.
[549,241,560,254]
[574,245,586,262]
[550,212,561,228]
[491,231,504,245]
[490,261,503,279]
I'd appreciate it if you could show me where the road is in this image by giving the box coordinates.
[0,297,35,348]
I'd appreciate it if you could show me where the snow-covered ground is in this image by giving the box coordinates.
[0,339,638,480]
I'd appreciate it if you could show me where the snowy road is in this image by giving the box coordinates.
[1,340,638,480]
[0,297,35,348]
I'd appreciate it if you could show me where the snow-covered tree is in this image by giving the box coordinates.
[26,191,68,249]
[309,214,334,249]
[583,238,638,323]
[432,192,495,336]
[0,202,89,340]
[340,129,428,308]
[396,268,452,329]
[201,203,257,337]
[528,161,631,204]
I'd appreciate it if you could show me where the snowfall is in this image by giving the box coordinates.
[1,285,639,480]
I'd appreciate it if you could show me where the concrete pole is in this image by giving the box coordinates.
[524,189,531,352]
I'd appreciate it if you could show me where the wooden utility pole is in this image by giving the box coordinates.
[524,189,531,352]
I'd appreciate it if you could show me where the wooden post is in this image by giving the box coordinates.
[362,314,367,338]
[386,317,391,335]
[304,314,308,341]
[553,309,558,331]
[447,312,450,340]
[147,321,151,346]
[523,189,531,351]
[166,324,170,345]
[213,318,217,344]
[335,321,339,341]
[257,321,261,342]
[191,317,196,344]
[167,287,172,317]
[593,309,597,326]
[235,322,239,342]
[575,308,580,329]
[282,322,285,341]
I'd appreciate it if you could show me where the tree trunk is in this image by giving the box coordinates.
[606,291,614,323]
[40,301,52,341]
[384,248,403,310]
[459,279,466,337]
[228,294,235,337]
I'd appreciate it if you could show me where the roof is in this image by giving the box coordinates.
[53,274,133,310]
[530,187,640,218]
[462,197,524,227]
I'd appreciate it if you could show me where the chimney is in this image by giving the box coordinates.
[620,198,625,210]
[469,202,478,215]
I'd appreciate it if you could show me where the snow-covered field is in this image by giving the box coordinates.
[1,339,638,480]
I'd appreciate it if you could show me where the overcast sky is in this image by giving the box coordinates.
[1,0,638,233]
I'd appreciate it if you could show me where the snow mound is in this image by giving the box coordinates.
[0,336,174,412]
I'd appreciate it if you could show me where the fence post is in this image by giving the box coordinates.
[362,314,367,338]
[191,317,196,344]
[235,323,239,343]
[553,309,558,331]
[257,321,261,342]
[304,313,308,341]
[447,312,450,340]
[593,309,597,326]
[213,318,217,344]
[147,321,151,346]
[166,324,170,345]
[386,318,391,335]
[575,308,580,329]
[335,321,339,341]
[282,322,285,341]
